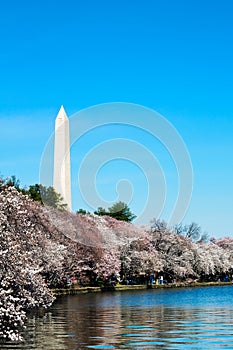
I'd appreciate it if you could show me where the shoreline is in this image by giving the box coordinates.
[52,281,233,296]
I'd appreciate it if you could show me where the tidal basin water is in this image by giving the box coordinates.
[2,285,233,349]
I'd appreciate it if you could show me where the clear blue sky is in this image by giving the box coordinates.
[0,0,233,237]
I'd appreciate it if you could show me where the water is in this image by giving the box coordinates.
[1,285,233,349]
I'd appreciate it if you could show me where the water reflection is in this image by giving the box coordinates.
[1,286,233,349]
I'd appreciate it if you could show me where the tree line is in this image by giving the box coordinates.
[2,175,137,222]
[2,175,208,240]
[1,175,233,341]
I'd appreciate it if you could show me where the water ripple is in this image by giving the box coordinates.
[1,286,233,349]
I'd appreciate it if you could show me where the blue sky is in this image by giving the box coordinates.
[0,0,233,237]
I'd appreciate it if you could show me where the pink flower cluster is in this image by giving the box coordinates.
[1,185,233,341]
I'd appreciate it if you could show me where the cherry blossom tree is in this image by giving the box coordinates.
[0,186,54,341]
[1,180,233,342]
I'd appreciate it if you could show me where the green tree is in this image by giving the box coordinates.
[0,175,27,194]
[94,207,108,216]
[27,184,42,202]
[95,201,136,222]
[0,176,66,211]
[5,175,21,190]
[108,201,136,222]
[77,208,88,215]
[28,184,67,210]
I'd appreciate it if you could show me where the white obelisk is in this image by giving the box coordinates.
[53,105,72,211]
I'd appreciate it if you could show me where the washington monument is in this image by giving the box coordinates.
[53,105,72,211]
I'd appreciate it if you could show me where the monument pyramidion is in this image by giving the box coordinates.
[53,105,72,211]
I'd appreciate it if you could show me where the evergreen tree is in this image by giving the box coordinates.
[28,184,67,210]
[108,201,136,222]
[94,201,136,222]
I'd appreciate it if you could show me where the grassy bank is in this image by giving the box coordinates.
[52,281,233,296]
